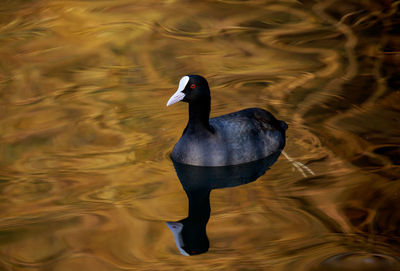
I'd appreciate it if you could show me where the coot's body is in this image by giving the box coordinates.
[167,75,287,167]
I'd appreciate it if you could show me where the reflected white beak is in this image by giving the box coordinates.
[166,76,189,106]
[166,221,190,256]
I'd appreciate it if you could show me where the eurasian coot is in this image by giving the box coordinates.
[167,75,287,166]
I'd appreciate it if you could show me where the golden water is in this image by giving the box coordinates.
[0,0,399,270]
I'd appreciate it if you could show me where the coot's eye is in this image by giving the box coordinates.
[190,84,196,89]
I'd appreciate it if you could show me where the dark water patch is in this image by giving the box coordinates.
[373,146,400,165]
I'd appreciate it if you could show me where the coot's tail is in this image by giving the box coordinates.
[279,121,288,131]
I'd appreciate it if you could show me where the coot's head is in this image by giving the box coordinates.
[167,75,210,106]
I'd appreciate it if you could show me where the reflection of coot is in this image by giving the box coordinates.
[167,152,281,256]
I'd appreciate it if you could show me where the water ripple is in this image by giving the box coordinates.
[0,0,399,270]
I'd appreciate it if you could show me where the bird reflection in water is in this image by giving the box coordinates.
[166,151,282,256]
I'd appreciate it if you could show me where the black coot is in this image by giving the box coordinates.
[167,75,287,166]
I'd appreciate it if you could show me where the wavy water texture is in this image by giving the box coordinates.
[0,0,399,270]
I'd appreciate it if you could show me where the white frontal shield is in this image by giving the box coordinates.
[166,76,189,106]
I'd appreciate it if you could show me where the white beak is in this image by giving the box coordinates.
[166,76,189,106]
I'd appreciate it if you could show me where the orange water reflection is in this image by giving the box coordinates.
[0,0,399,270]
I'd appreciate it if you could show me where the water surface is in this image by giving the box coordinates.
[0,0,399,270]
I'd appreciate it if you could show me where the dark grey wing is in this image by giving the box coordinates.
[209,108,286,164]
